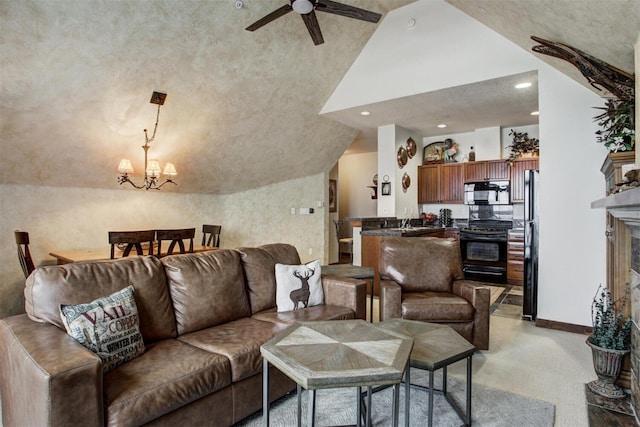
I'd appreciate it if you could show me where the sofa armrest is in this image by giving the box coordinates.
[322,277,366,320]
[0,315,103,427]
[379,280,402,322]
[452,280,490,350]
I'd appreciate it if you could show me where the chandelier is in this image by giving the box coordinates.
[117,91,177,190]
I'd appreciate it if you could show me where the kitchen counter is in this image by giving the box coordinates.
[360,226,445,237]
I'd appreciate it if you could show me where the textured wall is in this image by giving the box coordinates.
[0,0,407,195]
[0,174,326,318]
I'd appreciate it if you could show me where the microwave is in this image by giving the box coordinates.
[464,181,511,205]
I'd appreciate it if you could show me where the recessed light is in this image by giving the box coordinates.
[515,82,532,89]
[531,111,539,116]
[360,111,371,116]
[437,123,447,128]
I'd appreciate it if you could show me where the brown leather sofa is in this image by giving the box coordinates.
[0,243,366,427]
[378,237,490,350]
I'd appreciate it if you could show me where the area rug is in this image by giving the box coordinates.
[236,368,555,426]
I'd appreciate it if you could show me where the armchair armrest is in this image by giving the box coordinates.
[452,280,491,350]
[0,315,103,427]
[379,280,402,322]
[322,277,367,320]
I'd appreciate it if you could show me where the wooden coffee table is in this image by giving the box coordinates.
[261,320,413,427]
[377,319,475,427]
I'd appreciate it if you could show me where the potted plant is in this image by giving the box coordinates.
[505,129,539,164]
[594,98,635,153]
[586,284,632,399]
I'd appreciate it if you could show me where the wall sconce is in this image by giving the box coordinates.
[117,91,177,190]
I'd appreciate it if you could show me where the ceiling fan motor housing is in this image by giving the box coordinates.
[292,0,314,14]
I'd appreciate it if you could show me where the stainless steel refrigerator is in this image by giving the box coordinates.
[523,169,539,321]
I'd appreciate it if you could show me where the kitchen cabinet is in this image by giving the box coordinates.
[418,163,464,204]
[509,158,539,202]
[463,160,509,182]
[507,229,524,286]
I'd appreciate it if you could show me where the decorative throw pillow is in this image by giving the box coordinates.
[59,285,145,373]
[275,259,324,312]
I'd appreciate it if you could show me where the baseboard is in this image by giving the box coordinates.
[535,317,591,335]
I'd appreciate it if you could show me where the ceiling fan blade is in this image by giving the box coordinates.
[245,4,293,31]
[301,11,324,45]
[316,0,381,23]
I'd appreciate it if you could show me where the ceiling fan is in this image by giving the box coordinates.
[245,0,382,46]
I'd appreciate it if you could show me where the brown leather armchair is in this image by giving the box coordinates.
[379,236,490,350]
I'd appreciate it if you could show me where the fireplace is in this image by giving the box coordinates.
[592,187,640,419]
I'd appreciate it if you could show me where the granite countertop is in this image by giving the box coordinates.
[360,226,445,237]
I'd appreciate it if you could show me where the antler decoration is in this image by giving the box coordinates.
[530,36,635,101]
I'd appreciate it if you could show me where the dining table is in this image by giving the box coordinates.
[49,245,217,265]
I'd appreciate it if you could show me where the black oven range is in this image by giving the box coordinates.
[460,206,513,284]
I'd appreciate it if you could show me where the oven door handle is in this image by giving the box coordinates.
[463,267,504,276]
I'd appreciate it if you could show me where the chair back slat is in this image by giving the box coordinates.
[202,224,222,247]
[108,230,156,259]
[15,230,35,278]
[156,228,195,257]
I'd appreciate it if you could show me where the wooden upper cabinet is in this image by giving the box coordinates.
[486,160,510,180]
[463,160,509,181]
[509,158,539,202]
[418,163,464,204]
[440,163,464,203]
[418,165,440,204]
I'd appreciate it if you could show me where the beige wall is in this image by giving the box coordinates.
[0,173,327,318]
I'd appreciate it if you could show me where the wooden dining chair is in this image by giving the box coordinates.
[156,228,196,257]
[109,230,156,259]
[15,230,36,278]
[202,224,222,248]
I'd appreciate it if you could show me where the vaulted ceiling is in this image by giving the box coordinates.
[0,0,637,195]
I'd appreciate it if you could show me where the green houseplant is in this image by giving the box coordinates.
[506,129,539,164]
[586,284,632,399]
[594,98,636,152]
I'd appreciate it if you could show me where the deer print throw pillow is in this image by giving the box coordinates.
[59,285,145,373]
[275,259,324,312]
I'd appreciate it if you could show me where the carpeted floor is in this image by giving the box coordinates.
[236,368,555,427]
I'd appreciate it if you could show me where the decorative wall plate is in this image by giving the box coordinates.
[423,141,445,164]
[402,172,411,192]
[406,137,417,158]
[397,146,408,168]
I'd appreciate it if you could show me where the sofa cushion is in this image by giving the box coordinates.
[379,237,464,293]
[104,339,231,427]
[178,317,287,382]
[252,304,355,325]
[238,243,301,314]
[275,259,323,312]
[59,285,145,373]
[401,292,475,322]
[25,256,177,342]
[162,250,251,335]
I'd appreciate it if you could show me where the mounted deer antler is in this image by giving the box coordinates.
[290,267,315,310]
[530,36,634,101]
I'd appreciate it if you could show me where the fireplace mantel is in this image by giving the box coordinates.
[592,187,640,223]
